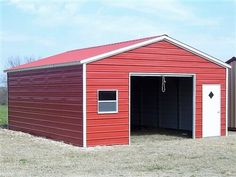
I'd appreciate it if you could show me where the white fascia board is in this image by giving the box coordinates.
[163,36,231,69]
[79,36,166,64]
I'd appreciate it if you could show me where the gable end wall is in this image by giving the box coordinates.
[86,41,226,146]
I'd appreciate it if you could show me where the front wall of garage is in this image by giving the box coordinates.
[86,41,226,147]
[8,65,83,146]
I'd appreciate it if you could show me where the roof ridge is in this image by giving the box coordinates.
[65,35,164,53]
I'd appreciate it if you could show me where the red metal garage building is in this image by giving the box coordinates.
[6,35,230,147]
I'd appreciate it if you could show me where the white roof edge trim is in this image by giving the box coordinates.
[4,60,82,73]
[163,36,231,69]
[80,36,166,64]
[80,35,230,69]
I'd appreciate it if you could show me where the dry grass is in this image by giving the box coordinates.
[0,128,236,177]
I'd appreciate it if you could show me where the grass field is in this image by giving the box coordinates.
[0,105,8,127]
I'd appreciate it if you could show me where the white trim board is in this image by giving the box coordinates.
[193,74,196,139]
[226,68,229,136]
[163,36,230,69]
[130,73,194,77]
[82,64,87,147]
[5,35,230,73]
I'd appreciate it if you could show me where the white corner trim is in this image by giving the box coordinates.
[83,64,87,147]
[193,74,196,139]
[128,73,131,145]
[226,68,229,136]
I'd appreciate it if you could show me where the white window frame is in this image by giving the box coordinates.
[97,90,118,114]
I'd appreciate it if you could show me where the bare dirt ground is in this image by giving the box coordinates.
[0,128,236,177]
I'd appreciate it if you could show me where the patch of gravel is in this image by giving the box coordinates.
[0,128,236,177]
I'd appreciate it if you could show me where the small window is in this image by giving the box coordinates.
[98,90,118,113]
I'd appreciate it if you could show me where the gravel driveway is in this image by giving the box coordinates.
[0,128,236,177]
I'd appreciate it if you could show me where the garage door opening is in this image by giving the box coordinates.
[130,74,194,139]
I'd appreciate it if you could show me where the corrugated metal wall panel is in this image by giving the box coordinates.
[228,61,236,129]
[87,41,226,146]
[8,65,83,146]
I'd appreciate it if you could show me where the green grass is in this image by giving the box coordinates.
[0,105,8,126]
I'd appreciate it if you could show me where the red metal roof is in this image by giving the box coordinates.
[8,36,160,71]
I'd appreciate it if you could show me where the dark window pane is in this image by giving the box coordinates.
[99,91,116,100]
[99,102,117,112]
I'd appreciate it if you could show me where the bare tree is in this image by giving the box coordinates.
[24,56,36,64]
[7,56,21,68]
[7,56,37,68]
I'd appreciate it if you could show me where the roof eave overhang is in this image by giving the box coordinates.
[4,60,82,73]
[5,35,231,73]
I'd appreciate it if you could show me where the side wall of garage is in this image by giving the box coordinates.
[8,65,83,146]
[86,41,226,147]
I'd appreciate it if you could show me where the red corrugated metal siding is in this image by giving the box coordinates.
[86,41,226,146]
[8,65,83,146]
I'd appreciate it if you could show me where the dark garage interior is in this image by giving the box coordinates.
[131,76,193,137]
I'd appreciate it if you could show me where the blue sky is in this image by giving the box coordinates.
[0,0,236,73]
